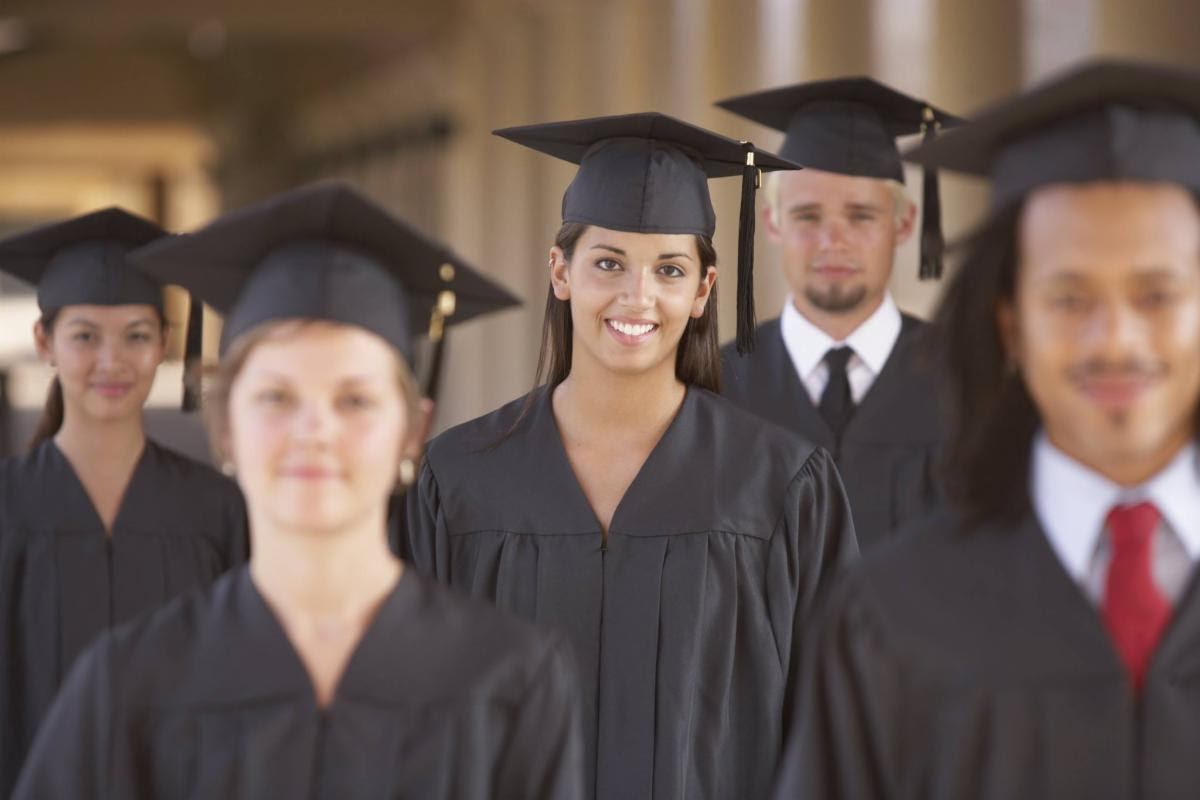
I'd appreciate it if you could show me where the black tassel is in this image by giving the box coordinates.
[181,293,204,412]
[736,143,760,355]
[919,108,944,281]
[423,338,447,401]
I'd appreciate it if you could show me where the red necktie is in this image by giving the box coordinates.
[1102,501,1172,691]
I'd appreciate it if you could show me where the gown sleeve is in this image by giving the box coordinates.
[768,446,859,742]
[493,634,587,800]
[772,576,909,800]
[12,635,117,800]
[400,459,451,578]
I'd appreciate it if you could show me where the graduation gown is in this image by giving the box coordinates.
[721,314,945,551]
[0,438,248,797]
[776,509,1200,800]
[399,386,857,799]
[15,565,585,800]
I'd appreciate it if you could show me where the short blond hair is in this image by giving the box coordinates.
[763,170,914,227]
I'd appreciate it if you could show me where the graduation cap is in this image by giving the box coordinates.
[904,59,1200,210]
[493,112,803,354]
[0,207,165,313]
[130,180,520,400]
[717,77,961,279]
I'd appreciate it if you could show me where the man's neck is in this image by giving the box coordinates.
[1046,428,1193,489]
[792,292,886,343]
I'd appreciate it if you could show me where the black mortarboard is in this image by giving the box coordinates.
[130,180,520,400]
[904,59,1200,210]
[494,112,803,354]
[0,207,165,314]
[717,77,961,279]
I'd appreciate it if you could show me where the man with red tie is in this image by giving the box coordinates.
[775,60,1200,799]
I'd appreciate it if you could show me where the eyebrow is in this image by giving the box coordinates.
[589,244,694,261]
[62,317,156,329]
[250,370,380,385]
[787,201,885,213]
[1040,266,1183,284]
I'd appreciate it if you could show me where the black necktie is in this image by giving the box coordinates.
[818,346,855,436]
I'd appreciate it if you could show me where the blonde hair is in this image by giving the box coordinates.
[202,319,422,465]
[763,170,914,227]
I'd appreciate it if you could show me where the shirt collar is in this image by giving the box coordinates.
[779,292,902,379]
[1143,442,1200,560]
[1032,432,1200,583]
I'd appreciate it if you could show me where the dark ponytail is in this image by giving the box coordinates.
[29,310,63,448]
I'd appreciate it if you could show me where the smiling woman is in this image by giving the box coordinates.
[0,208,248,798]
[401,113,858,799]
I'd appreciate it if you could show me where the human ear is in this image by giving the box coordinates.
[691,266,718,318]
[549,246,571,301]
[32,320,54,364]
[761,202,784,244]
[893,198,919,246]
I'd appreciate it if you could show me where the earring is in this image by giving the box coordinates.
[398,458,416,488]
[221,461,236,477]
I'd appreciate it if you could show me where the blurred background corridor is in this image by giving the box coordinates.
[0,0,1197,459]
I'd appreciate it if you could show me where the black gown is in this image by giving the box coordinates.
[0,438,248,797]
[776,509,1200,800]
[15,565,586,800]
[721,313,945,551]
[398,386,858,799]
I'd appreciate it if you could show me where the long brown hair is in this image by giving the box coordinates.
[29,311,64,448]
[532,221,721,391]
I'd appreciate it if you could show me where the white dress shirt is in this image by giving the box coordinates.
[1031,432,1200,605]
[780,292,903,406]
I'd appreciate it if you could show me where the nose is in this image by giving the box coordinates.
[1085,297,1145,359]
[817,217,849,249]
[291,399,336,444]
[96,338,124,369]
[621,266,655,310]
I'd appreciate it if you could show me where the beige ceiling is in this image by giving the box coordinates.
[0,1,457,125]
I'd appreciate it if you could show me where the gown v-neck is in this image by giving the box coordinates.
[0,437,249,798]
[400,385,858,799]
[16,566,586,800]
[547,386,689,541]
[50,438,148,537]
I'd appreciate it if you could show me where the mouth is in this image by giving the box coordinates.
[812,264,860,280]
[279,466,345,481]
[1075,376,1158,411]
[605,318,660,345]
[90,382,134,398]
